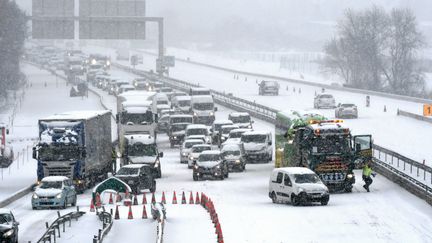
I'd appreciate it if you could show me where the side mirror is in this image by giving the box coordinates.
[214,107,218,112]
[159,152,164,158]
[268,141,272,145]
[6,129,9,135]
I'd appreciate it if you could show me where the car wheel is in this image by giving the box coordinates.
[32,206,36,210]
[224,170,229,178]
[271,192,278,204]
[291,194,300,206]
[345,187,352,193]
[220,174,225,180]
[157,169,162,178]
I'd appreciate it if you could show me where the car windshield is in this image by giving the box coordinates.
[230,115,250,123]
[229,132,243,138]
[0,214,13,224]
[186,128,207,136]
[199,154,220,162]
[171,124,188,132]
[192,146,211,153]
[241,134,266,143]
[38,145,81,161]
[222,127,236,134]
[193,103,213,110]
[319,95,333,99]
[171,117,192,124]
[294,174,321,184]
[116,167,140,176]
[222,150,240,156]
[185,141,203,149]
[40,181,63,189]
[312,135,351,154]
[121,112,153,124]
[128,143,157,156]
[178,100,191,106]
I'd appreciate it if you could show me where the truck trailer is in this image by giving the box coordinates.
[33,111,113,192]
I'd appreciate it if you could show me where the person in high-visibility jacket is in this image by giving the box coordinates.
[362,162,376,192]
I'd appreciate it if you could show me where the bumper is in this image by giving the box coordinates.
[302,192,330,203]
[338,112,358,118]
[194,167,222,177]
[32,198,64,208]
[227,161,244,171]
[245,152,267,162]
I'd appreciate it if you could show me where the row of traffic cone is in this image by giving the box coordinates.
[200,193,224,243]
[90,191,203,212]
[113,204,148,220]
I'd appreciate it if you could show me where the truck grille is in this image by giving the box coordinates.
[47,167,72,177]
[321,172,346,183]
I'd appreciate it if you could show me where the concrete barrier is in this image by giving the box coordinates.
[397,109,432,124]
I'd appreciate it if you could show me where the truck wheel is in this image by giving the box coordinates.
[271,192,277,204]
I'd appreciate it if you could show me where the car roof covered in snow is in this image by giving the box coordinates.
[119,91,156,98]
[121,164,151,169]
[42,176,69,182]
[123,106,150,113]
[221,125,239,130]
[191,95,213,103]
[273,167,316,175]
[229,112,250,117]
[42,110,110,120]
[242,131,270,136]
[221,143,241,151]
[170,114,193,119]
[192,144,212,148]
[230,128,253,134]
[191,87,210,91]
[213,120,233,125]
[200,150,220,156]
[184,139,204,144]
[309,122,348,131]
[120,84,135,89]
[186,124,207,130]
[124,134,155,145]
[175,95,191,101]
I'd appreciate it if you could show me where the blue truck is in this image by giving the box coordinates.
[33,111,113,192]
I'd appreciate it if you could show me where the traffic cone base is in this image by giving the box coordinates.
[114,205,120,220]
[172,191,177,204]
[108,193,114,204]
[195,192,200,204]
[142,205,148,219]
[128,205,134,219]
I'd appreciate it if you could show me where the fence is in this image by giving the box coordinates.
[33,207,85,243]
[93,207,114,243]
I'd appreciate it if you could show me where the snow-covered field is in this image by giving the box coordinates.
[3,62,432,243]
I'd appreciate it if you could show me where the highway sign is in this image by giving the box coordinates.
[31,0,75,39]
[423,104,432,116]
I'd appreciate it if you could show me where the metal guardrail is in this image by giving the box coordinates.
[397,109,432,124]
[93,207,114,243]
[114,62,432,205]
[34,207,85,243]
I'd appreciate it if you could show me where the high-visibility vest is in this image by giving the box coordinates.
[363,165,372,177]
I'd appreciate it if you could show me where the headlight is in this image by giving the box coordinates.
[182,153,187,156]
[56,193,62,199]
[194,165,199,170]
[221,137,226,141]
[210,112,214,116]
[173,136,177,139]
[106,61,111,66]
[193,112,197,116]
[247,125,252,129]
[189,156,194,160]
[3,229,14,237]
[235,159,241,164]
[216,165,221,169]
[155,160,160,168]
[298,187,305,193]
[32,193,39,199]
[347,174,354,179]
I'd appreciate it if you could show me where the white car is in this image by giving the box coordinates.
[228,112,253,129]
[187,144,212,169]
[314,94,336,109]
[268,167,329,206]
[180,139,204,163]
[335,103,358,118]
[185,124,211,144]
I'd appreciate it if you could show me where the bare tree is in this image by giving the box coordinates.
[322,6,425,95]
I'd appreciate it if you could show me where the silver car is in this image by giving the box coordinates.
[314,94,336,109]
[335,103,358,118]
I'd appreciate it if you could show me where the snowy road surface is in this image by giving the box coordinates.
[3,62,432,243]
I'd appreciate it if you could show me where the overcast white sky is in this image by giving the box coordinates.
[16,0,432,51]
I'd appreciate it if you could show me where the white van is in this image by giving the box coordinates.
[241,131,273,163]
[268,167,329,206]
[190,95,217,125]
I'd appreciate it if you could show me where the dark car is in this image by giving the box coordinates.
[169,123,190,148]
[0,209,19,243]
[193,151,229,181]
[115,164,156,194]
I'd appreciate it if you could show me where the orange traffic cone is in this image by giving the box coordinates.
[127,205,134,219]
[189,191,194,204]
[181,191,186,204]
[172,191,177,204]
[95,193,102,208]
[195,192,200,204]
[151,193,156,204]
[142,205,148,219]
[133,194,138,205]
[161,191,166,204]
[114,205,120,220]
[89,198,95,212]
[108,193,114,204]
[142,192,147,204]
[116,192,122,203]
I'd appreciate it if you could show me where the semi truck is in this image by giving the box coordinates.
[32,111,113,192]
[277,117,372,193]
